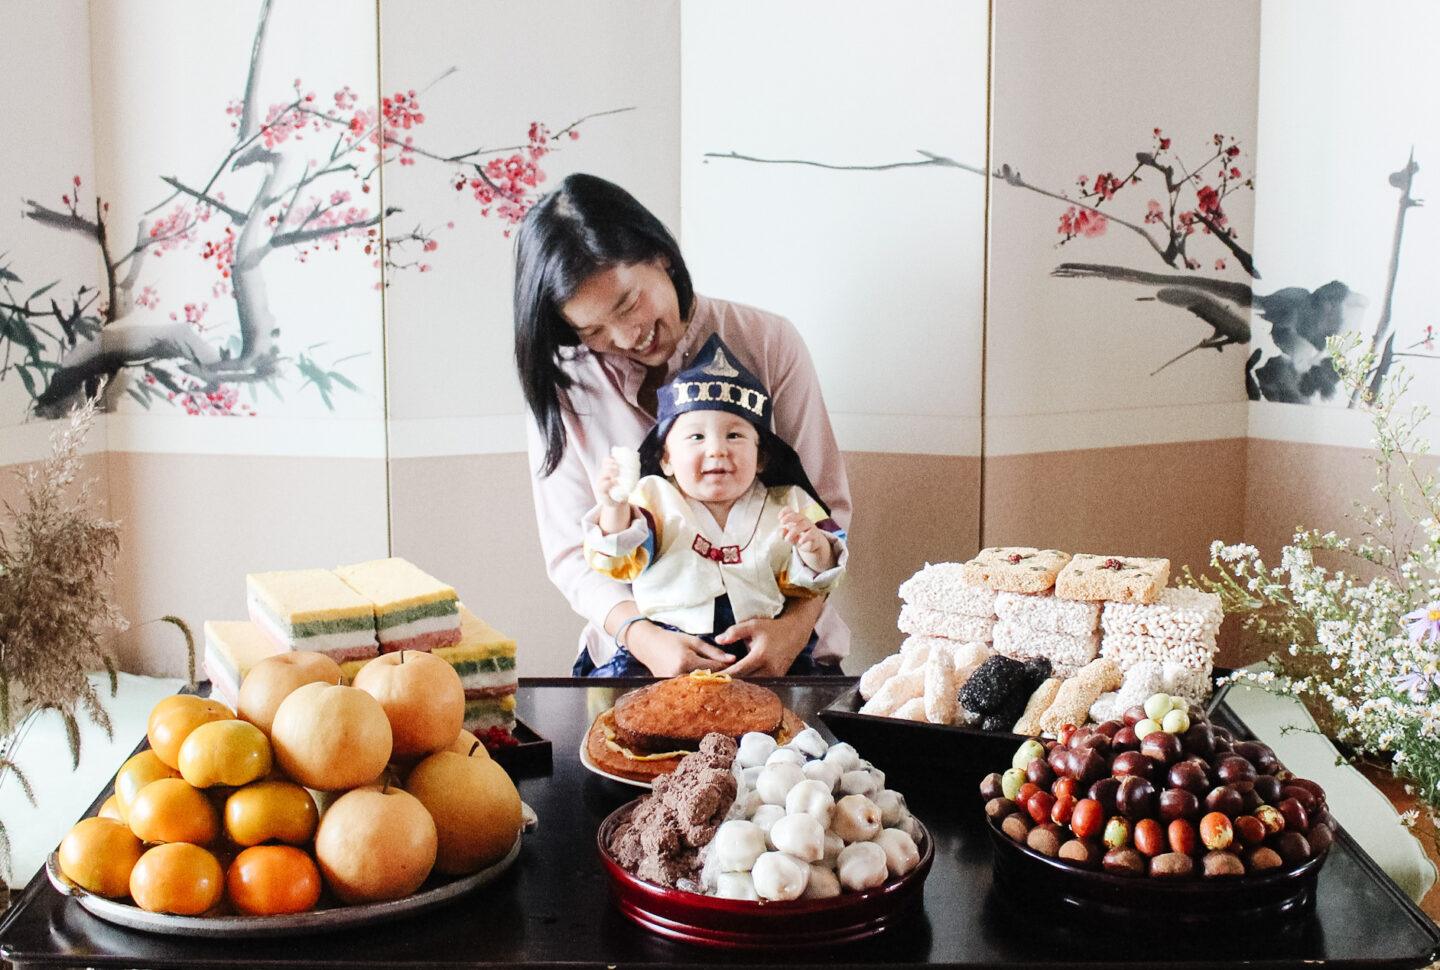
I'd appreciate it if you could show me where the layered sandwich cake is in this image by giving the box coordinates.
[334,557,461,653]
[203,620,285,709]
[246,569,379,661]
[433,604,518,733]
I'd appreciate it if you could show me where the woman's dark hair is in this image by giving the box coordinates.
[513,173,694,476]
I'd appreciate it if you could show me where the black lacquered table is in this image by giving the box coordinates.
[3,677,1438,968]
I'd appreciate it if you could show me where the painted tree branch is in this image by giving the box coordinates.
[1353,147,1423,406]
[269,207,399,249]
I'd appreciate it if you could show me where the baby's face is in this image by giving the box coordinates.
[662,411,760,510]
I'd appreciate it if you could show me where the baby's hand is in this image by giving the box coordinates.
[594,456,626,510]
[779,508,835,573]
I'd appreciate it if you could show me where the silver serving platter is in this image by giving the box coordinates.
[46,833,521,938]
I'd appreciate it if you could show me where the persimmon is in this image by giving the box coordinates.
[57,817,143,898]
[147,695,234,770]
[127,778,220,845]
[129,843,224,915]
[226,845,322,915]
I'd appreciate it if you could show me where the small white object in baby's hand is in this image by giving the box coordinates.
[609,445,641,502]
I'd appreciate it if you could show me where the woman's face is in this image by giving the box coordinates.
[661,410,761,513]
[560,258,684,368]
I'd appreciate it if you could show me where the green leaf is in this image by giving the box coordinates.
[127,386,153,409]
[15,366,36,399]
[328,371,358,392]
[0,266,20,284]
[27,280,58,302]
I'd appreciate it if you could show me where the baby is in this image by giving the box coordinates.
[583,334,847,676]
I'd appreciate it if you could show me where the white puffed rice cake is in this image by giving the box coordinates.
[995,589,1100,638]
[1100,630,1216,672]
[897,604,995,644]
[859,654,902,701]
[898,562,998,616]
[859,668,923,716]
[922,647,960,724]
[992,620,1099,668]
[1101,587,1223,642]
[1162,661,1213,702]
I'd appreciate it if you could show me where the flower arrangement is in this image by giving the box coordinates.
[1187,332,1440,818]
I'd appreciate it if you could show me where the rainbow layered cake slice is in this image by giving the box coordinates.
[334,557,461,653]
[203,620,285,710]
[432,604,518,732]
[246,569,379,662]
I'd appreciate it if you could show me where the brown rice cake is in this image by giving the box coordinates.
[897,604,995,644]
[1055,554,1170,604]
[995,590,1100,637]
[1162,661,1214,703]
[1101,587,1223,641]
[1038,658,1123,736]
[898,562,998,616]
[958,547,1072,594]
[992,620,1099,668]
[1013,678,1063,736]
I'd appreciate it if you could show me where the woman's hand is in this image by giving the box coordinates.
[714,596,826,677]
[778,508,835,573]
[625,620,735,677]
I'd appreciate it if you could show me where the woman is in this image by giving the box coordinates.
[513,173,851,677]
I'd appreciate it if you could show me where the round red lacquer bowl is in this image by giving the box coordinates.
[597,800,933,948]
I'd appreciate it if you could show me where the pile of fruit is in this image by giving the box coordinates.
[979,692,1334,879]
[57,650,523,916]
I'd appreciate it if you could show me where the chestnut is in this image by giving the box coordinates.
[1233,740,1280,775]
[1026,758,1056,789]
[1202,850,1245,878]
[1123,704,1148,727]
[1066,725,1096,750]
[1088,777,1120,815]
[1051,793,1077,826]
[1110,725,1140,752]
[1216,755,1257,792]
[1150,852,1196,879]
[1166,760,1209,795]
[1271,831,1312,866]
[1140,731,1183,765]
[1102,847,1146,877]
[1158,788,1201,822]
[1307,822,1335,856]
[1048,745,1073,778]
[1073,732,1112,756]
[1116,775,1156,820]
[1253,774,1283,804]
[1240,788,1263,814]
[1071,748,1107,786]
[980,772,1006,801]
[1181,722,1216,757]
[1094,718,1124,740]
[1204,785,1245,818]
[1111,751,1154,781]
[1286,777,1328,803]
[1058,839,1101,867]
[1277,796,1309,834]
[1051,777,1079,802]
[1280,785,1320,814]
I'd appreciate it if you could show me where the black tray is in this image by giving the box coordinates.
[986,813,1328,926]
[817,668,1234,788]
[488,716,552,778]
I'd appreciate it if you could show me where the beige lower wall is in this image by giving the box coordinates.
[983,438,1251,666]
[11,437,1420,681]
[103,452,390,676]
